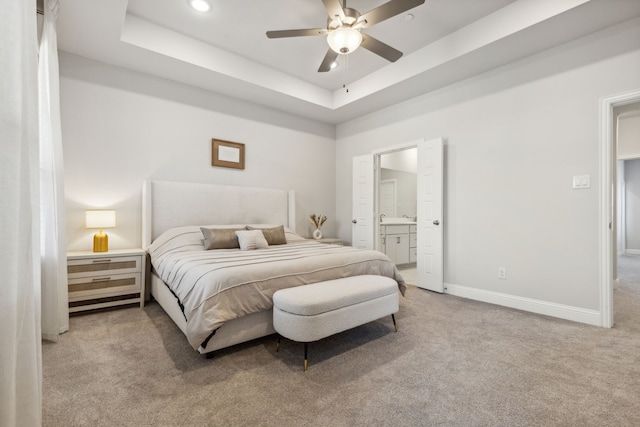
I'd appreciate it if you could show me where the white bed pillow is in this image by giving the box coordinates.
[235,230,269,250]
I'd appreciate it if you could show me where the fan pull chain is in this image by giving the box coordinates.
[341,0,350,93]
[342,53,349,93]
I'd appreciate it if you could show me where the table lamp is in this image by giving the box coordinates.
[85,210,116,252]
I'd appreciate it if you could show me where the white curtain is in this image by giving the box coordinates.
[39,0,69,341]
[0,0,43,425]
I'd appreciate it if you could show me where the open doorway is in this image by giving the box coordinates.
[602,92,640,327]
[375,146,417,281]
[369,138,444,292]
[614,104,640,324]
[352,139,444,291]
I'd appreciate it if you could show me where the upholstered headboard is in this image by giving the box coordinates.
[142,180,295,249]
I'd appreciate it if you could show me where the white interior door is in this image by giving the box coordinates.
[416,138,444,292]
[352,155,374,249]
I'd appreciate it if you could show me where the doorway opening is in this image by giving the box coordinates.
[370,138,444,292]
[601,90,640,327]
[352,138,443,292]
[614,103,640,326]
[375,146,418,269]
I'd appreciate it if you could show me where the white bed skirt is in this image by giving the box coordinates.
[150,272,275,354]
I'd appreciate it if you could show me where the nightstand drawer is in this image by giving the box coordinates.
[66,249,146,313]
[68,273,141,300]
[68,255,142,278]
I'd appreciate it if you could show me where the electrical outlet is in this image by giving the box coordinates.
[498,267,507,280]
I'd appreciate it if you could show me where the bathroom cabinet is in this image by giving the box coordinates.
[380,224,416,266]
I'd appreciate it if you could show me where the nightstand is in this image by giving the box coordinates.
[316,238,343,245]
[67,249,146,313]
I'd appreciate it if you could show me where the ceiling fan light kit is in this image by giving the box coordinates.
[327,27,363,54]
[187,0,210,13]
[266,0,425,73]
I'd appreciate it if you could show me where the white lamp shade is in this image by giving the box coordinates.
[327,27,362,54]
[86,210,116,229]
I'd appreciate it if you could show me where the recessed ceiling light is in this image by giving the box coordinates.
[404,14,414,21]
[188,0,211,12]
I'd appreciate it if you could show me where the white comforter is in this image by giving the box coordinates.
[148,225,406,350]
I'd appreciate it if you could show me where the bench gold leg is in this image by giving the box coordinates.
[275,335,280,352]
[304,343,308,372]
[392,314,398,332]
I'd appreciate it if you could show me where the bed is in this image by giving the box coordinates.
[142,180,405,356]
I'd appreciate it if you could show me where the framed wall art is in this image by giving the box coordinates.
[212,139,245,170]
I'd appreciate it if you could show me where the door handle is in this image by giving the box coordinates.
[352,219,357,224]
[433,220,440,225]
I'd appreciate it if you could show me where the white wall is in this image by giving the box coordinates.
[335,19,640,312]
[618,115,640,159]
[380,169,417,218]
[380,148,417,173]
[60,53,336,251]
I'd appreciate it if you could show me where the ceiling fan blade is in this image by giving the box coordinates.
[360,34,403,62]
[358,0,425,28]
[318,48,339,72]
[322,0,345,22]
[266,28,328,38]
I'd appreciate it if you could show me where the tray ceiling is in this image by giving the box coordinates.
[56,0,640,124]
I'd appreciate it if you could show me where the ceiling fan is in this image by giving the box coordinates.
[266,0,425,72]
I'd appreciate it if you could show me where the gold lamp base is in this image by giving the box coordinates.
[93,230,109,252]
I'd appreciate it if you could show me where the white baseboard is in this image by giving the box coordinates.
[444,283,601,326]
[624,249,640,256]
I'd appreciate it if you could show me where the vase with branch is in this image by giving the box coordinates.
[309,214,327,240]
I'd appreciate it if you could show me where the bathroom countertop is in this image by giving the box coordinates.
[380,221,417,225]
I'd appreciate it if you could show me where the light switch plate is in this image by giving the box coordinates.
[573,175,590,189]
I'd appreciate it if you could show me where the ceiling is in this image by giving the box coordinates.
[56,0,640,125]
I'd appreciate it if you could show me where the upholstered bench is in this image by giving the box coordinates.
[273,275,400,371]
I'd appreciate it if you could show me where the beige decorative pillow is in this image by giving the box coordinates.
[235,230,269,251]
[246,225,287,245]
[200,227,242,250]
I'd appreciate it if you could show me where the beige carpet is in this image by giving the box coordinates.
[398,266,416,285]
[43,257,640,426]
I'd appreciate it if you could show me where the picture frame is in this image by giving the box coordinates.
[212,139,245,170]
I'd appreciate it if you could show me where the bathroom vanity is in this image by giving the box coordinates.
[379,219,416,266]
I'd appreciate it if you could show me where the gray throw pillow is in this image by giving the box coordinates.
[246,225,287,245]
[200,227,243,249]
